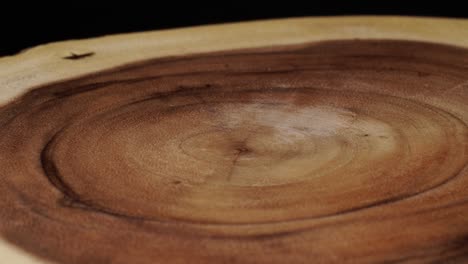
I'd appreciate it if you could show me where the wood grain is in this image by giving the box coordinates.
[0,17,467,264]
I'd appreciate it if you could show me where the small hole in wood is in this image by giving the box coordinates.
[63,51,95,60]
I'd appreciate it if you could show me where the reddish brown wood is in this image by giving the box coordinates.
[0,40,467,263]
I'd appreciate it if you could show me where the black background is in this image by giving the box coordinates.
[1,4,467,57]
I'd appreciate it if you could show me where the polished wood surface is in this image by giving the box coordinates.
[0,17,467,264]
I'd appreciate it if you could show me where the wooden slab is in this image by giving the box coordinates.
[0,16,467,263]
